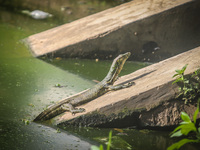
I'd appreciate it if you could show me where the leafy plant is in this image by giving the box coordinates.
[172,64,200,104]
[91,131,112,150]
[167,99,200,150]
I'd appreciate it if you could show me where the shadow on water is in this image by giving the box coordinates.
[0,0,199,150]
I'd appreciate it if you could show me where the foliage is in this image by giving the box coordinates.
[91,131,112,150]
[172,64,200,104]
[167,99,200,150]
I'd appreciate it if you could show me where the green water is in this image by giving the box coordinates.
[0,23,96,149]
[0,1,198,150]
[45,57,148,82]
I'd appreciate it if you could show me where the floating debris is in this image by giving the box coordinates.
[55,83,61,87]
[21,10,53,19]
[56,128,61,133]
[28,103,35,107]
[21,119,30,125]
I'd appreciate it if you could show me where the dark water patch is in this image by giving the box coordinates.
[0,120,92,150]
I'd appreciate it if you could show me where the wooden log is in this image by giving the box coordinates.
[23,0,200,62]
[50,47,200,128]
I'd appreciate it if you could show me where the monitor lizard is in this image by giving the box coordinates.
[34,52,134,121]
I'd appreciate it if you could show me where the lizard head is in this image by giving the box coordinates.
[115,52,131,65]
[114,52,131,73]
[106,52,131,84]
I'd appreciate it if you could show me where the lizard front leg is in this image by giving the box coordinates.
[61,103,85,115]
[107,81,135,91]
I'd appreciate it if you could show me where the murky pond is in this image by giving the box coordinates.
[0,0,199,150]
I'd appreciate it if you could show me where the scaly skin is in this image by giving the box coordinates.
[34,52,133,121]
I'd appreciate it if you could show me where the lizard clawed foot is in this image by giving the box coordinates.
[107,81,135,91]
[71,108,85,115]
[127,81,135,87]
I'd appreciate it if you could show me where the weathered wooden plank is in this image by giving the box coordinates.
[50,47,200,128]
[24,0,195,61]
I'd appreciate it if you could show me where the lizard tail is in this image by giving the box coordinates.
[33,106,65,122]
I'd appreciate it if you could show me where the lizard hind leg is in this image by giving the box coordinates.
[61,103,85,115]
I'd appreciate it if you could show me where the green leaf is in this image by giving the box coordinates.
[170,123,196,137]
[180,121,190,125]
[172,78,183,84]
[182,64,188,73]
[183,90,189,95]
[99,145,104,150]
[193,103,199,124]
[181,123,197,135]
[183,80,189,84]
[91,145,101,150]
[170,125,184,135]
[175,69,181,74]
[181,112,191,123]
[167,138,198,150]
[107,131,112,150]
[170,130,183,138]
[173,73,179,78]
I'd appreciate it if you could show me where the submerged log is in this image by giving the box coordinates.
[51,47,200,128]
